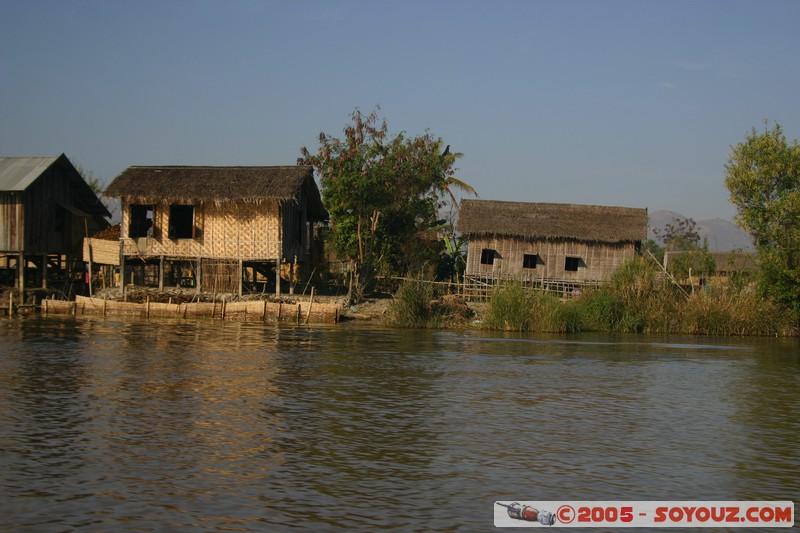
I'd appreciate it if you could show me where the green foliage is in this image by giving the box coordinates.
[418,256,798,337]
[681,290,797,336]
[642,239,665,264]
[483,282,579,333]
[387,278,473,328]
[435,234,467,284]
[387,278,435,329]
[484,282,534,331]
[667,238,717,282]
[725,121,800,314]
[574,257,796,336]
[299,107,468,301]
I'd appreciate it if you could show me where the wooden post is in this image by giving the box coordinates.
[8,291,13,317]
[146,296,150,318]
[238,259,243,297]
[41,254,48,289]
[120,251,126,297]
[18,253,24,302]
[289,256,296,295]
[276,205,283,298]
[159,255,164,290]
[196,256,202,294]
[275,260,281,297]
[305,286,315,324]
[87,246,94,297]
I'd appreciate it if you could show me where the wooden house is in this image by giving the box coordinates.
[104,165,326,295]
[456,199,648,297]
[663,250,756,282]
[0,154,111,291]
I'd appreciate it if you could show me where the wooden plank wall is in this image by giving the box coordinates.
[466,236,637,283]
[0,192,23,252]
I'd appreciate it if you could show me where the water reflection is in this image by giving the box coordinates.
[0,317,797,531]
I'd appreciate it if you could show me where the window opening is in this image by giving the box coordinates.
[129,204,154,238]
[480,249,496,265]
[565,256,580,272]
[169,205,195,239]
[523,253,539,269]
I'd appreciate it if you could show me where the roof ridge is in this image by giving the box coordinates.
[126,164,311,169]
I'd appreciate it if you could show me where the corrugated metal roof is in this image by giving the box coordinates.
[0,156,60,191]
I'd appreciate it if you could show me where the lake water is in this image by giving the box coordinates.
[1,316,798,531]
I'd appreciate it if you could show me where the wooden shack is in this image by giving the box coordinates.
[664,250,756,280]
[457,199,648,298]
[0,154,111,292]
[104,165,326,296]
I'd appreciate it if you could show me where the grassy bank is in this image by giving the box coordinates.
[386,258,799,336]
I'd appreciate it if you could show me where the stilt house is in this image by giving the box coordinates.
[104,165,326,295]
[457,199,648,297]
[0,154,111,291]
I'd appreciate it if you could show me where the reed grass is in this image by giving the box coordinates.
[387,277,436,328]
[387,278,474,328]
[479,257,798,336]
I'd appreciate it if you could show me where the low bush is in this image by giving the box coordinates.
[387,279,473,328]
[484,282,534,331]
[387,278,435,328]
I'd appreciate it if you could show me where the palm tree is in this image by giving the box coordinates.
[437,144,478,206]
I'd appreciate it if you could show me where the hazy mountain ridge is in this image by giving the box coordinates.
[648,210,754,252]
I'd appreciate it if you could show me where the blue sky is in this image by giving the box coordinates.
[2,0,799,220]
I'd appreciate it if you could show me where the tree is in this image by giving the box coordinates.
[299,108,469,302]
[725,121,800,312]
[652,216,700,251]
[652,216,714,284]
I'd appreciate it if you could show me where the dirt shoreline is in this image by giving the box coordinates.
[5,285,486,325]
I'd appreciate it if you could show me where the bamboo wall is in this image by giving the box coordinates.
[465,236,638,283]
[121,200,284,260]
[83,238,121,265]
[0,192,23,252]
[42,295,339,324]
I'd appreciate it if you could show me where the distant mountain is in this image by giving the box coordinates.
[648,210,754,252]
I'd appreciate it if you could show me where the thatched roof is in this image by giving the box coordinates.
[711,251,756,272]
[106,165,326,220]
[665,250,756,272]
[457,199,648,244]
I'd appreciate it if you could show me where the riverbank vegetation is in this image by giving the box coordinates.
[386,257,798,336]
[299,107,476,304]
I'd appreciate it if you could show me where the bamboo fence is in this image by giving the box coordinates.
[41,295,338,324]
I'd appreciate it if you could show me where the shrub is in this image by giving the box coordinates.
[485,282,535,331]
[387,278,436,328]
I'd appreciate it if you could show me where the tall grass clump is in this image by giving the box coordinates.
[570,258,660,333]
[547,297,585,333]
[387,277,436,328]
[484,282,533,331]
[484,282,581,332]
[681,288,798,336]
